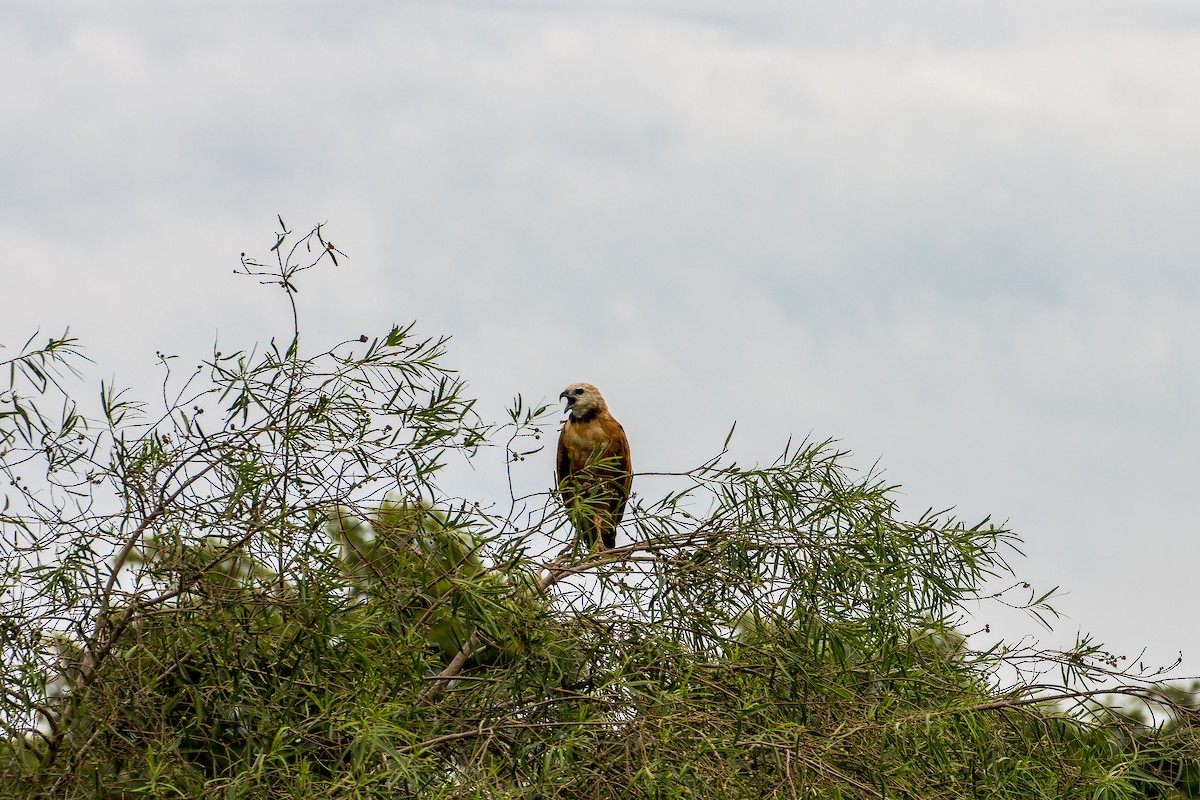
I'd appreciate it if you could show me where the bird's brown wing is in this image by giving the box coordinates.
[593,415,632,549]
[605,418,632,523]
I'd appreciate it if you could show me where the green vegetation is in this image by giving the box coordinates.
[0,223,1195,798]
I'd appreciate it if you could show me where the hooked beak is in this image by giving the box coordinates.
[560,390,575,412]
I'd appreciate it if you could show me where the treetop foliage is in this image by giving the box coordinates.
[0,222,1196,799]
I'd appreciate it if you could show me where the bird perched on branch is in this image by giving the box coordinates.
[556,383,632,551]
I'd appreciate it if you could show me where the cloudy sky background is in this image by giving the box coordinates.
[3,2,1198,674]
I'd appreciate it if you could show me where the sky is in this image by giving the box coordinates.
[2,2,1198,676]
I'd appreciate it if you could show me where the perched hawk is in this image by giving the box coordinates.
[556,383,632,550]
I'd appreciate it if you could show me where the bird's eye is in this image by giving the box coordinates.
[573,388,585,395]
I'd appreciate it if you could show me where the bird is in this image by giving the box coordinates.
[556,383,632,551]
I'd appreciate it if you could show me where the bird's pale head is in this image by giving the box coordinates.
[560,382,607,418]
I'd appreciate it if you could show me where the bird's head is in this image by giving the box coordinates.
[559,382,606,419]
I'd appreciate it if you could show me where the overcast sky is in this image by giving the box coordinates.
[3,2,1198,675]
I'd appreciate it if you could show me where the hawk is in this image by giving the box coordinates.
[556,383,632,550]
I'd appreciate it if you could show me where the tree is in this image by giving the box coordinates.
[0,222,1195,798]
